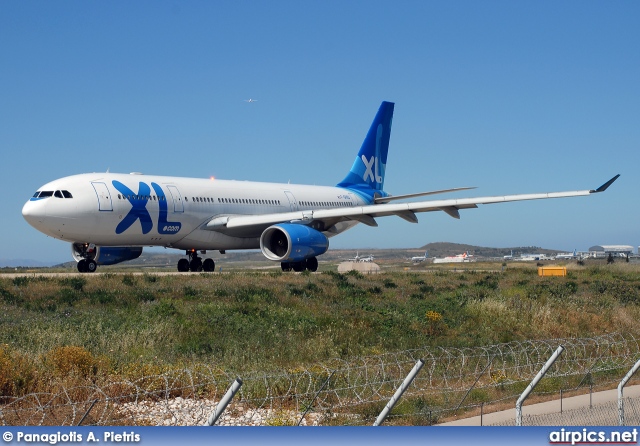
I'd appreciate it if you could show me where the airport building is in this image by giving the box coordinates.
[588,245,635,258]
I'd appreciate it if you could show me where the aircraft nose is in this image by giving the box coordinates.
[22,199,47,228]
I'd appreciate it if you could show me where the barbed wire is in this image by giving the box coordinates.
[1,333,638,426]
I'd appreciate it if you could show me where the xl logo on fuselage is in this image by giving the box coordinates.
[112,181,182,235]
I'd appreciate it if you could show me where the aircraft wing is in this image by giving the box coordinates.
[204,175,619,236]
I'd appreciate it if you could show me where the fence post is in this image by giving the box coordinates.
[297,371,335,426]
[204,378,243,426]
[455,356,494,411]
[373,359,424,426]
[77,400,98,426]
[516,345,564,426]
[618,358,640,426]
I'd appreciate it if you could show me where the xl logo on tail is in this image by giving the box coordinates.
[112,181,182,235]
[362,155,383,184]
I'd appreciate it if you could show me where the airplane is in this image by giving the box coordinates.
[347,251,362,262]
[346,252,373,263]
[556,249,578,260]
[244,99,258,103]
[22,101,620,274]
[433,252,475,264]
[360,254,374,263]
[411,251,428,263]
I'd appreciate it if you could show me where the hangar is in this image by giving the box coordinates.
[588,245,634,258]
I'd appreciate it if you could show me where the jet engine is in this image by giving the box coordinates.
[260,224,328,262]
[72,243,143,266]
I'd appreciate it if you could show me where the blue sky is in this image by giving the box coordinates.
[1,1,638,264]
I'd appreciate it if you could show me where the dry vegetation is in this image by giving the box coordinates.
[1,263,639,400]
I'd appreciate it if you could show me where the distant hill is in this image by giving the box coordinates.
[418,242,561,258]
[19,242,567,270]
[0,259,59,268]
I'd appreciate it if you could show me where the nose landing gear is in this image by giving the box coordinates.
[74,243,98,273]
[77,258,98,273]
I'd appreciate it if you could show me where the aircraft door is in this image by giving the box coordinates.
[166,185,184,213]
[284,191,298,211]
[91,182,113,211]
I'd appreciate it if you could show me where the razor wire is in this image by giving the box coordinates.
[1,333,639,426]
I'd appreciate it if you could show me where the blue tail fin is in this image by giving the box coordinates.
[337,101,394,199]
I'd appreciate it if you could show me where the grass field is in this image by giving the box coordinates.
[1,261,639,399]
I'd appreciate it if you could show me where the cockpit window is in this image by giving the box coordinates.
[62,190,73,198]
[54,190,63,198]
[39,191,54,198]
[33,192,40,198]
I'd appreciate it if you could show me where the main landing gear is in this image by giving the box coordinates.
[178,250,215,272]
[281,257,318,272]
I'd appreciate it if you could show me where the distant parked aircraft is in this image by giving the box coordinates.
[556,249,578,260]
[348,252,362,262]
[244,99,258,103]
[433,252,475,264]
[346,252,374,262]
[411,251,428,263]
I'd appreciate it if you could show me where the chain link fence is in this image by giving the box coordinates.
[491,397,640,426]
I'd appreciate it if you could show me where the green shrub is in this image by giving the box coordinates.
[122,274,135,286]
[61,277,86,292]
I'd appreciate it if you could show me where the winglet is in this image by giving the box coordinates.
[590,174,620,193]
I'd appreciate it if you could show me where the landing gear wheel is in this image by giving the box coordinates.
[86,259,97,273]
[305,257,318,272]
[177,258,189,272]
[292,261,305,272]
[189,258,203,272]
[281,262,292,272]
[203,258,215,272]
[77,259,88,273]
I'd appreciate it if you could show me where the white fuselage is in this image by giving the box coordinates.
[22,172,365,252]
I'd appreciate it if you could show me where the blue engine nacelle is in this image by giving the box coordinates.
[71,243,143,266]
[260,224,329,262]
